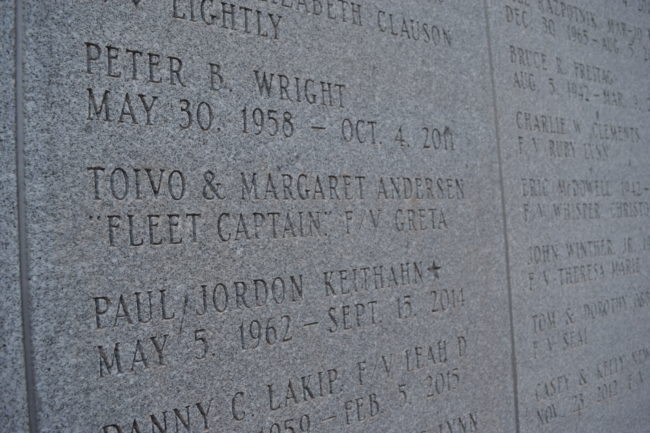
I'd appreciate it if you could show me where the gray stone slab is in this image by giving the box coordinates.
[21,1,515,432]
[0,0,30,431]
[487,0,650,431]
[9,1,650,431]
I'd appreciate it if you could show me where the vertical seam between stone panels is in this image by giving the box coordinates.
[481,1,520,432]
[15,0,39,431]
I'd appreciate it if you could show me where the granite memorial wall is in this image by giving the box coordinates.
[2,0,650,432]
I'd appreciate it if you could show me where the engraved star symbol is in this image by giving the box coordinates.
[428,261,442,279]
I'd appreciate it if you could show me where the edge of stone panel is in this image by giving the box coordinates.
[1,0,31,431]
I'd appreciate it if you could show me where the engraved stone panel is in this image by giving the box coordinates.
[20,1,515,432]
[487,0,650,431]
[7,1,650,432]
[0,0,30,430]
